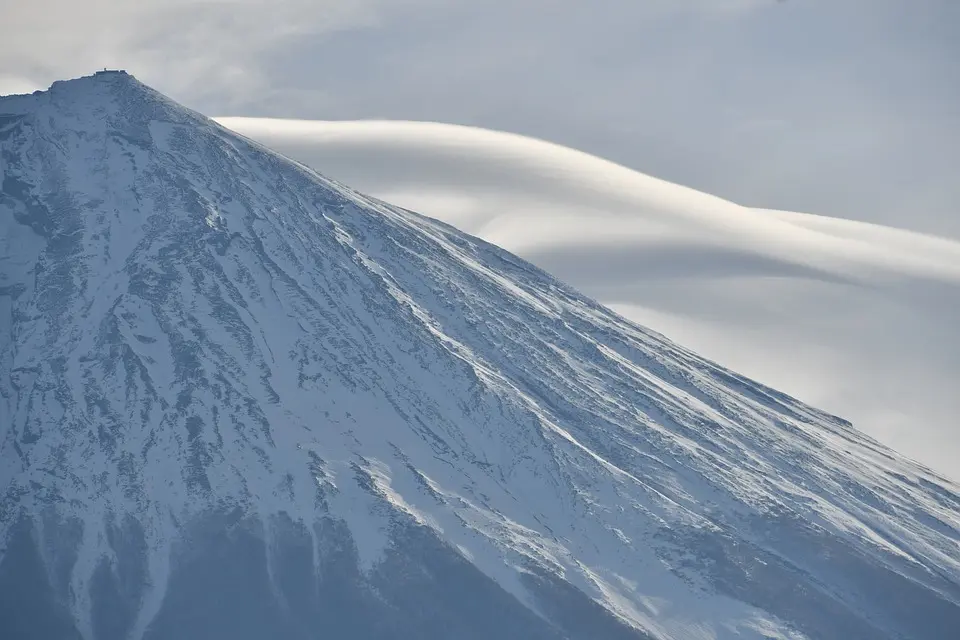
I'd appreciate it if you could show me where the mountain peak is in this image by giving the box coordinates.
[0,69,195,131]
[59,68,134,83]
[2,76,959,640]
[1,69,126,102]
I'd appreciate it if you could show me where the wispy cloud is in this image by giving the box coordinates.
[0,0,408,104]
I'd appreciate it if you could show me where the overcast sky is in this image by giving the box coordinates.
[2,0,958,237]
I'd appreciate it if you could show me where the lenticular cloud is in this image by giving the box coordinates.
[217,117,960,478]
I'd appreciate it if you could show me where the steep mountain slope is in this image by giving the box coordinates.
[213,116,960,480]
[1,72,958,640]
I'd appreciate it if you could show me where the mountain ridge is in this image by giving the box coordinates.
[1,72,959,640]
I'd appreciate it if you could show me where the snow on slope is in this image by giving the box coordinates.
[1,74,959,640]
[214,117,960,480]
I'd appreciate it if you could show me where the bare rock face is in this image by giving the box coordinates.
[1,72,958,640]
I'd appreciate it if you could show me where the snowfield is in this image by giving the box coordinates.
[1,73,959,640]
[214,117,960,480]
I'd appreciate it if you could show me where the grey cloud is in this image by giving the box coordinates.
[242,0,959,236]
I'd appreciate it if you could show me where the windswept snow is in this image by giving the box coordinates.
[1,74,958,640]
[215,117,960,480]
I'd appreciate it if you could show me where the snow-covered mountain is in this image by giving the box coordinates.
[1,71,958,640]
[212,117,960,480]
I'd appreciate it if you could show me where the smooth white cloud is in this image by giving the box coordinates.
[217,117,960,479]
[3,1,958,237]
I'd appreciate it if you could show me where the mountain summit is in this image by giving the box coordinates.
[1,72,959,640]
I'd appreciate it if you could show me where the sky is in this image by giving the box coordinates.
[2,0,958,236]
[1,1,958,475]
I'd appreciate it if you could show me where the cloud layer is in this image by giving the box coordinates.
[3,1,958,237]
[217,117,960,478]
